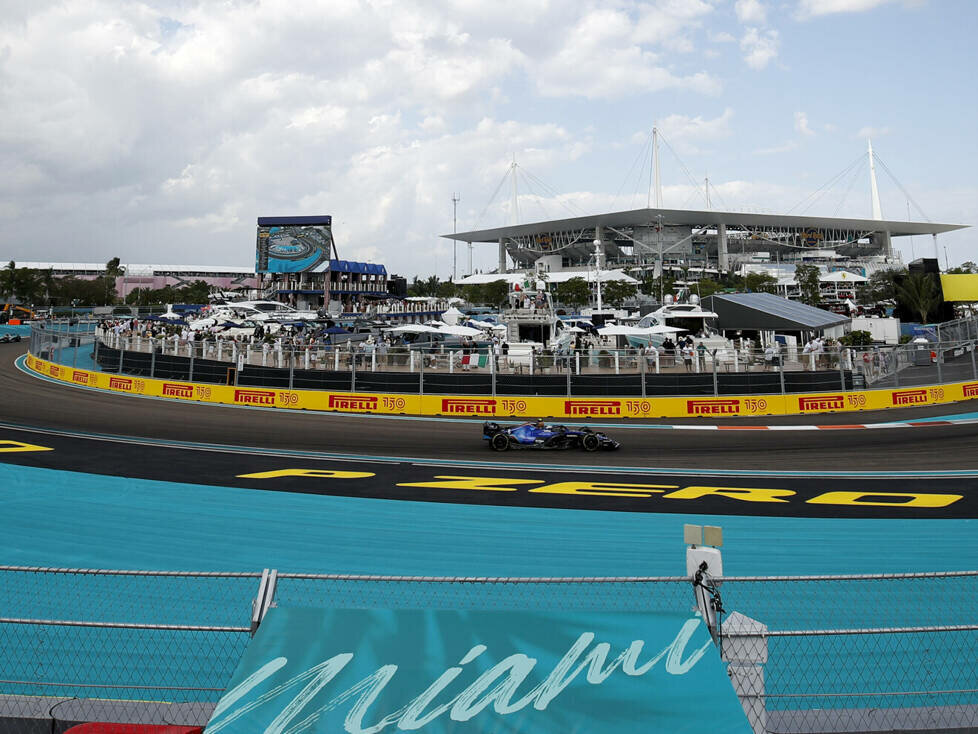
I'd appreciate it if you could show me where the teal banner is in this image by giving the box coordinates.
[206,607,749,734]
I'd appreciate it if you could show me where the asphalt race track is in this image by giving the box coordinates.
[4,341,978,473]
[4,340,978,523]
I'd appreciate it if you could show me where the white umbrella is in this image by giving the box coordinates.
[436,323,484,337]
[388,324,440,333]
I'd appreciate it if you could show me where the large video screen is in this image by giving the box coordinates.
[256,216,333,273]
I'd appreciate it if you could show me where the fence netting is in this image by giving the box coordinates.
[0,567,975,733]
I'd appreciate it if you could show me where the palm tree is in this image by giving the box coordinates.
[103,257,125,305]
[896,272,941,324]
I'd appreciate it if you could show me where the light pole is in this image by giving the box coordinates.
[593,239,603,311]
[452,193,460,280]
[657,214,664,305]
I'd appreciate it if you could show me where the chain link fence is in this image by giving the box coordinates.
[1,566,975,733]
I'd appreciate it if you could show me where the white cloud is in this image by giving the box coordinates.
[795,111,815,136]
[857,125,891,138]
[735,0,767,24]
[795,0,902,18]
[0,0,965,281]
[656,108,736,154]
[753,140,798,155]
[533,8,721,98]
[740,27,779,69]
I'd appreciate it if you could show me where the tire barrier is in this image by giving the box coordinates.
[24,352,978,419]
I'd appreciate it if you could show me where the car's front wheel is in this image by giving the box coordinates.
[490,433,510,451]
[581,433,601,452]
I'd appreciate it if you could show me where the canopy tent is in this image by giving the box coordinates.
[819,270,868,283]
[702,292,849,332]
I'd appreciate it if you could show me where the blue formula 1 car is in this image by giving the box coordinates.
[483,420,621,452]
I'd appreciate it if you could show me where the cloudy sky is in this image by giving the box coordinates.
[1,0,975,279]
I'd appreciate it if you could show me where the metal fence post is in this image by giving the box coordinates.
[351,350,356,392]
[150,340,156,378]
[712,349,718,397]
[419,352,425,396]
[289,356,294,390]
[93,335,99,366]
[491,350,497,397]
[118,344,124,374]
[971,342,977,380]
[838,351,846,391]
[640,350,646,398]
[936,344,943,385]
[779,360,786,394]
[188,347,195,382]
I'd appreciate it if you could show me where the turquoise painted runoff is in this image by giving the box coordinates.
[207,607,750,734]
[0,463,975,576]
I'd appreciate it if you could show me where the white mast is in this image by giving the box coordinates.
[868,139,883,220]
[510,155,520,226]
[704,176,711,210]
[652,127,663,209]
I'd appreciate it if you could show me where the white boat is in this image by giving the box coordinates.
[628,291,725,350]
[218,300,321,322]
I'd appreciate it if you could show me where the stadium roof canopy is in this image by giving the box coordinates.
[442,206,967,243]
[702,292,850,332]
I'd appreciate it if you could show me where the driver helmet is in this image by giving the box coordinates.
[534,418,545,428]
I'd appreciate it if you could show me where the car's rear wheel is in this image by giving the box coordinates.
[490,433,510,451]
[581,433,601,452]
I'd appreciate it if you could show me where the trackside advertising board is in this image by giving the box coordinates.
[24,354,978,418]
[205,607,750,734]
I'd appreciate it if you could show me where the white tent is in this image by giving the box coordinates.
[820,270,868,283]
[441,306,465,325]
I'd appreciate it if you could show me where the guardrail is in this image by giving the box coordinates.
[0,566,974,734]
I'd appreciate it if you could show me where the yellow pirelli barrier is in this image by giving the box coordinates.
[23,353,978,419]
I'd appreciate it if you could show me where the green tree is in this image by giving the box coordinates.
[0,261,15,301]
[407,275,441,297]
[947,261,978,274]
[460,283,485,305]
[839,330,874,347]
[692,279,725,298]
[895,272,942,324]
[858,269,898,305]
[794,264,821,306]
[554,277,590,309]
[482,279,510,307]
[436,280,458,299]
[601,280,638,308]
[743,272,778,294]
[103,257,125,305]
